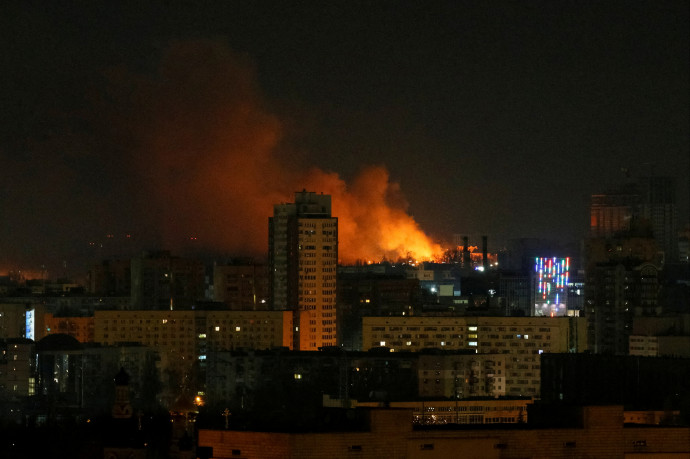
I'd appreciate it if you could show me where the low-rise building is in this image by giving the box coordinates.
[198,405,690,459]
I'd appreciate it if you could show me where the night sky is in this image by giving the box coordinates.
[1,1,688,275]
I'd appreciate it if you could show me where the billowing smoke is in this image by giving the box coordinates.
[2,39,440,271]
[101,39,441,262]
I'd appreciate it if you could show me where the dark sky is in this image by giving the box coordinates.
[1,1,688,275]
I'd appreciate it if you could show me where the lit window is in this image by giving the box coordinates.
[469,341,478,346]
[235,326,241,332]
[215,326,220,332]
[294,373,302,380]
[468,326,477,331]
[380,341,386,346]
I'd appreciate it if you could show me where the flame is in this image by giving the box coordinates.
[300,166,442,263]
[90,39,442,263]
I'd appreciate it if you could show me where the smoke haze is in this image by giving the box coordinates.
[1,39,440,273]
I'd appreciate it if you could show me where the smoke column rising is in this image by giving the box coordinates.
[3,39,441,270]
[114,39,441,262]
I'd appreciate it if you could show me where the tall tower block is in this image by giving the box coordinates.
[269,191,338,350]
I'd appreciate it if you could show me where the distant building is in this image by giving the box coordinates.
[628,335,658,356]
[130,251,205,310]
[36,334,84,412]
[43,313,94,343]
[213,262,269,310]
[0,338,35,398]
[630,314,690,358]
[417,352,510,398]
[638,176,678,262]
[269,191,338,350]
[590,184,640,238]
[94,309,292,377]
[590,177,679,262]
[584,236,661,355]
[532,257,570,317]
[337,267,419,350]
[497,271,531,316]
[89,259,131,296]
[361,315,587,354]
[0,302,45,340]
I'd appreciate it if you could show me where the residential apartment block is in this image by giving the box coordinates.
[362,316,587,355]
[94,310,292,374]
[269,191,338,350]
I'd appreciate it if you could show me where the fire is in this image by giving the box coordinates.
[301,166,443,263]
[95,39,442,263]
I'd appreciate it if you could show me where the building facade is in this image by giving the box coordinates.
[362,316,587,355]
[130,251,205,310]
[94,310,292,376]
[269,191,338,350]
[213,262,269,310]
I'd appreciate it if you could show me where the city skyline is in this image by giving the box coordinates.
[1,1,688,274]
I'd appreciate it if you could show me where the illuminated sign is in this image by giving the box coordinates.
[25,309,35,340]
[534,257,570,317]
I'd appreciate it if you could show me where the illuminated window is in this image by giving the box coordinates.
[380,341,386,346]
[294,373,302,380]
[468,326,478,331]
[215,326,220,332]
[235,326,241,332]
[469,341,478,346]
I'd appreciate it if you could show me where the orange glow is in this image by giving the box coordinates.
[104,39,442,262]
[301,166,442,263]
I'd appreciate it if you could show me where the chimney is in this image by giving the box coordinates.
[463,236,470,266]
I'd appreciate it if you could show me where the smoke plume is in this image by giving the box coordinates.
[2,38,440,271]
[101,39,441,262]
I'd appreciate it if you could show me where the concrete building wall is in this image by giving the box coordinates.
[198,406,690,459]
[43,314,95,343]
[94,310,290,374]
[362,316,586,354]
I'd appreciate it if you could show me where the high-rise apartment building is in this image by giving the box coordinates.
[638,176,678,262]
[269,191,338,350]
[590,184,640,238]
[590,177,678,262]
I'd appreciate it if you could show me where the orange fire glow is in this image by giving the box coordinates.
[300,166,443,263]
[102,39,442,262]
